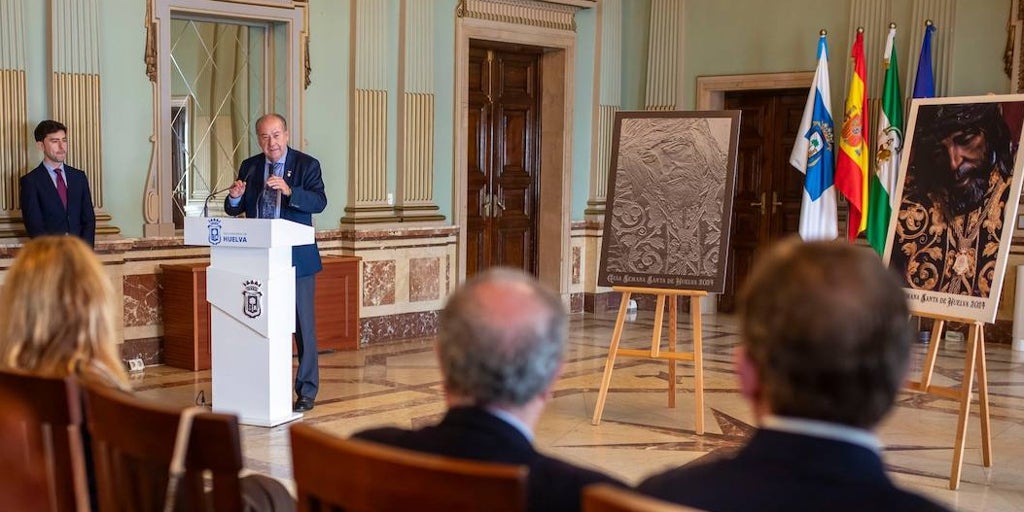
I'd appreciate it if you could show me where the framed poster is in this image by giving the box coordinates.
[884,95,1024,323]
[598,110,740,292]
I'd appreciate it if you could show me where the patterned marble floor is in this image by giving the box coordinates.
[133,311,1024,511]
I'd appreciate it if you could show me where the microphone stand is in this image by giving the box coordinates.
[202,185,233,217]
[204,167,253,217]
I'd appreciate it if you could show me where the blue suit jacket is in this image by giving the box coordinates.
[224,147,327,277]
[638,429,951,512]
[20,163,96,247]
[354,407,624,512]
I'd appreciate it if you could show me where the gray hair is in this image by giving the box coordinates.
[438,268,567,406]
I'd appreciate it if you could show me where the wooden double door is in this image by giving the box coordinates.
[719,88,807,311]
[466,41,542,278]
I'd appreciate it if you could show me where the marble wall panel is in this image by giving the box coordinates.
[409,256,440,302]
[363,259,397,306]
[123,273,162,327]
[572,245,581,285]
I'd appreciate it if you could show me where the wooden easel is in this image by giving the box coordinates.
[906,313,991,490]
[591,286,707,435]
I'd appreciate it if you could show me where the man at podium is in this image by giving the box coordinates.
[225,113,327,413]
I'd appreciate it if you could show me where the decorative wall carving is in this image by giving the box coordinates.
[1010,0,1024,93]
[456,0,580,32]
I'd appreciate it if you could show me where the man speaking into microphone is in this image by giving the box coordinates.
[225,113,327,413]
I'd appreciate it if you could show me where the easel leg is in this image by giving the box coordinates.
[975,326,991,468]
[592,291,632,426]
[668,296,678,409]
[949,323,979,490]
[920,319,945,389]
[691,295,704,435]
[650,294,666,358]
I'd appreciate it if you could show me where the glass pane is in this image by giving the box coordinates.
[169,18,266,227]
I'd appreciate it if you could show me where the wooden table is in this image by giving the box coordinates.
[160,255,361,370]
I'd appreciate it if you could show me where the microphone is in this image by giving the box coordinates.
[203,166,253,217]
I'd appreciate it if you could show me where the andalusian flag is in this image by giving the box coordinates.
[790,32,837,241]
[835,29,869,241]
[866,26,903,254]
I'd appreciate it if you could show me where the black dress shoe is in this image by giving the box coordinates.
[293,397,315,412]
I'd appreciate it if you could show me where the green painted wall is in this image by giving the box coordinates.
[433,0,458,221]
[951,0,1011,95]
[571,8,597,219]
[303,0,350,228]
[621,0,651,111]
[97,0,151,237]
[681,0,851,112]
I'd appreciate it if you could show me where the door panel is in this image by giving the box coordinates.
[720,88,807,311]
[466,42,541,278]
[467,47,492,279]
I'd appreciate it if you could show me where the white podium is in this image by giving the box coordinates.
[184,217,313,426]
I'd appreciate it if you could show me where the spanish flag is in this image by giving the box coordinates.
[835,29,869,240]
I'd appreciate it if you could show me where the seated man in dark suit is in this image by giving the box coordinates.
[354,268,623,512]
[638,239,951,512]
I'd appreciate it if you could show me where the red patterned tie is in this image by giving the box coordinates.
[54,167,68,208]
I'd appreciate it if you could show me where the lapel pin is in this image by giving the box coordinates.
[286,170,292,179]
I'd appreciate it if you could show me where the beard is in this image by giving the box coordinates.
[944,159,992,216]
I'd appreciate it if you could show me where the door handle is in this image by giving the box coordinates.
[494,192,505,218]
[750,192,766,216]
[771,192,783,215]
[480,189,492,218]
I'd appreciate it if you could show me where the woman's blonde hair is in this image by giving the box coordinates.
[0,236,128,387]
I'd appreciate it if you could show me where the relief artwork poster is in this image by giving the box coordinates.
[598,111,740,293]
[884,95,1024,323]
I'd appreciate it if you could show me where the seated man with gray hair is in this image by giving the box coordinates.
[354,268,622,512]
[637,239,950,511]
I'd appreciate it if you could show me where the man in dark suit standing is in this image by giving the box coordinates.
[225,113,327,413]
[638,239,950,512]
[20,120,96,247]
[354,268,622,512]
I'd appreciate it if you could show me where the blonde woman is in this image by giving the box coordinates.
[0,236,128,388]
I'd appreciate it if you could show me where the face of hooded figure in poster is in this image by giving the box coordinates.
[935,125,994,215]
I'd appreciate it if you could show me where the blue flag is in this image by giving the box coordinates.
[913,24,936,98]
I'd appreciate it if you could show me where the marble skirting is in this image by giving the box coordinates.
[360,310,439,346]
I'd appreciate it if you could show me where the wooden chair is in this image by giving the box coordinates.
[0,369,90,512]
[290,423,527,512]
[81,381,247,512]
[583,484,706,512]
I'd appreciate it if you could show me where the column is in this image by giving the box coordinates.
[396,0,443,222]
[50,0,118,234]
[585,0,622,220]
[343,0,398,224]
[644,0,683,111]
[0,0,29,239]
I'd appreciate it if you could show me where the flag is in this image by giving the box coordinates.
[913,22,936,98]
[790,33,837,241]
[835,29,869,241]
[867,26,904,254]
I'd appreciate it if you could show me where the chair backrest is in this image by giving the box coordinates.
[290,423,527,512]
[81,381,246,512]
[583,484,706,512]
[0,369,90,512]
